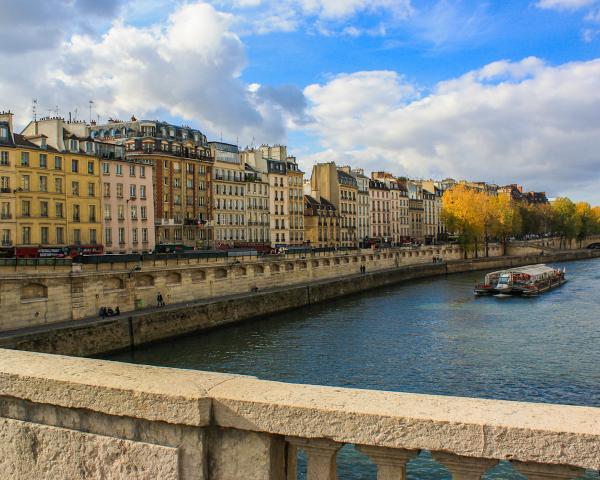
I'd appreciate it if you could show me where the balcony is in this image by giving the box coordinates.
[0,213,11,220]
[0,188,11,194]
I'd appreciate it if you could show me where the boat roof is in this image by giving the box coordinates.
[487,264,556,276]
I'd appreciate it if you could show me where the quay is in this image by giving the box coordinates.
[0,242,598,357]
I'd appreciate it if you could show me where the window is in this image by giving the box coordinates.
[0,127,8,139]
[69,139,79,152]
[132,228,138,243]
[118,227,125,244]
[0,151,8,166]
[39,175,47,192]
[116,183,123,198]
[40,201,48,217]
[103,182,110,197]
[102,162,110,174]
[104,227,112,245]
[104,204,111,220]
[116,164,123,176]
[0,176,8,190]
[73,204,80,222]
[73,229,81,245]
[21,200,30,217]
[54,178,62,194]
[22,227,31,244]
[118,205,124,220]
[48,226,63,246]
[87,162,94,174]
[55,202,63,218]
[40,227,49,244]
[54,156,62,170]
[39,154,47,168]
[89,229,97,245]
[141,206,147,220]
[21,175,30,191]
[71,159,78,172]
[88,205,96,222]
[72,181,79,196]
[174,178,181,188]
[131,205,137,220]
[20,152,29,166]
[129,184,136,198]
[140,166,146,178]
[129,165,135,176]
[88,182,95,197]
[140,185,146,199]
[142,228,148,242]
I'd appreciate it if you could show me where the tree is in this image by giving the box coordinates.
[492,195,522,255]
[552,198,580,249]
[575,202,593,247]
[442,185,482,258]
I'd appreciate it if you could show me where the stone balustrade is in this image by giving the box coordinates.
[1,348,598,479]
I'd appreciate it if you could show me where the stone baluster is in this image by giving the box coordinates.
[511,461,586,479]
[432,452,498,480]
[357,445,419,480]
[286,437,342,480]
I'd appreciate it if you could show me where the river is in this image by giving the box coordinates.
[107,257,600,479]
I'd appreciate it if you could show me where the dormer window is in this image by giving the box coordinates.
[0,127,8,139]
[69,139,79,152]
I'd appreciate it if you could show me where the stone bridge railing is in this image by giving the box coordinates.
[1,348,598,479]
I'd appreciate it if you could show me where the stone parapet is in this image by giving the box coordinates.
[0,348,597,479]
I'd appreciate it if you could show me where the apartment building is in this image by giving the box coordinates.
[369,179,390,242]
[244,164,269,246]
[343,167,370,248]
[304,193,340,248]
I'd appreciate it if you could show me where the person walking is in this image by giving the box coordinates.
[157,292,164,307]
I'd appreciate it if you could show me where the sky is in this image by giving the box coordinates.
[1,0,600,202]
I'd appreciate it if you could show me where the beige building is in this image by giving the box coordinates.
[241,145,304,247]
[210,142,247,247]
[422,180,445,243]
[344,167,370,248]
[408,180,424,243]
[368,179,390,242]
[244,164,269,246]
[310,162,358,248]
[371,172,410,245]
[303,193,340,248]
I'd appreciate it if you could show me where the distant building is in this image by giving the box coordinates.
[303,193,340,248]
[368,179,390,243]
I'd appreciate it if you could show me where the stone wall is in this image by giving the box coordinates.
[1,248,597,358]
[0,348,598,479]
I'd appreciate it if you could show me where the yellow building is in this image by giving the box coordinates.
[2,112,101,250]
[304,194,340,248]
[310,162,358,248]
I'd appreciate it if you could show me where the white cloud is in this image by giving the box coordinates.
[218,0,413,35]
[536,0,596,10]
[301,58,600,202]
[0,1,306,145]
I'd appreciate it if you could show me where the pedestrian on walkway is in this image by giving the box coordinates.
[157,292,165,307]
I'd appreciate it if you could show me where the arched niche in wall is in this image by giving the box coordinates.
[21,283,48,302]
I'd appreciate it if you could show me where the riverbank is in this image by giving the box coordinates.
[1,249,597,357]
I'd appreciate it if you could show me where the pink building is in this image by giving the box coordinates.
[101,157,155,253]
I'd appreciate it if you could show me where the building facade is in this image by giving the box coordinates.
[408,181,424,243]
[304,194,340,248]
[210,142,246,248]
[244,165,270,246]
[344,167,370,248]
[18,115,103,250]
[100,157,155,253]
[369,179,390,242]
[90,119,213,248]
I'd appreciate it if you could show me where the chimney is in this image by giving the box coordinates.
[0,111,14,139]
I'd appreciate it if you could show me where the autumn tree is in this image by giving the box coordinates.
[552,197,580,249]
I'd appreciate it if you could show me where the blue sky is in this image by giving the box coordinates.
[0,0,599,201]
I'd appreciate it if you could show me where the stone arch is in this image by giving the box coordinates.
[166,272,182,285]
[191,270,206,283]
[323,259,330,266]
[334,257,341,265]
[312,260,319,268]
[21,283,47,302]
[213,268,227,279]
[298,261,307,269]
[254,265,265,275]
[361,255,366,262]
[135,274,154,288]
[234,266,247,277]
[343,257,350,264]
[285,262,294,271]
[352,256,358,263]
[368,255,373,261]
[103,277,124,292]
[270,264,280,274]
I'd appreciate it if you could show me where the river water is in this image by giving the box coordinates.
[107,257,600,479]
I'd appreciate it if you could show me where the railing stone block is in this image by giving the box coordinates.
[432,452,498,480]
[357,445,419,480]
[512,461,586,479]
[286,437,342,480]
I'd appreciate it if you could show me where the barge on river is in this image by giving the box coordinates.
[474,264,567,297]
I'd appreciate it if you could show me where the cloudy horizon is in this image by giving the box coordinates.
[1,0,599,202]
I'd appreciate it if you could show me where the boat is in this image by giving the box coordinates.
[474,264,567,297]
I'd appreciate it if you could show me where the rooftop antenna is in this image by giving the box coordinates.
[32,99,38,121]
[55,105,60,117]
[89,100,94,123]
[73,108,78,122]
